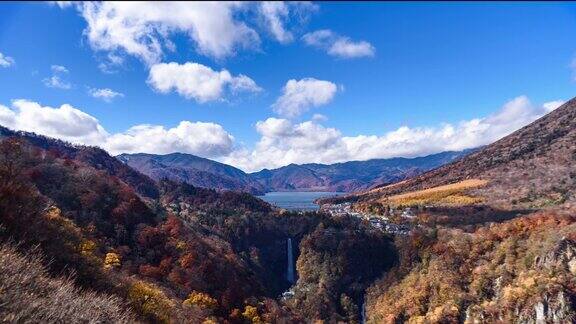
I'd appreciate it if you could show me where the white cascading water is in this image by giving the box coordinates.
[287,238,295,283]
[361,299,366,324]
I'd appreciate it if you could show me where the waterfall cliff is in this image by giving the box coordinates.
[287,238,295,283]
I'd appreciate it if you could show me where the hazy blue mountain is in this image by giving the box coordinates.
[250,150,472,192]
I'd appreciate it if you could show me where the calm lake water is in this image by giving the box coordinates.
[258,191,343,211]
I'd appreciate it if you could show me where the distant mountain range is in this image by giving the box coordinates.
[250,150,472,192]
[118,150,472,194]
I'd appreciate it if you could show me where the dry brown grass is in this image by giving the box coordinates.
[383,179,488,207]
[0,242,136,323]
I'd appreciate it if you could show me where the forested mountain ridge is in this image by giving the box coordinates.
[0,125,159,199]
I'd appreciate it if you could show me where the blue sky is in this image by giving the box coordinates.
[0,2,575,171]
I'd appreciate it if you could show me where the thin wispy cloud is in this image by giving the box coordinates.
[43,65,72,89]
[303,29,375,59]
[0,52,15,68]
[88,88,124,102]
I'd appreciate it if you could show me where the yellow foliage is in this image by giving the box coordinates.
[384,179,488,207]
[176,241,187,251]
[242,305,262,324]
[103,252,121,269]
[79,240,97,256]
[182,291,218,310]
[45,206,62,220]
[128,281,174,323]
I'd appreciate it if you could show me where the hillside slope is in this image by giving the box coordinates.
[340,98,576,210]
[0,126,159,199]
[251,150,470,192]
[118,152,266,194]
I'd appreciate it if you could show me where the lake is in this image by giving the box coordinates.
[258,191,344,211]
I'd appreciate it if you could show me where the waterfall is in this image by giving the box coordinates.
[287,238,295,283]
[360,299,366,324]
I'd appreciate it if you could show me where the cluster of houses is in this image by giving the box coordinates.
[320,202,412,235]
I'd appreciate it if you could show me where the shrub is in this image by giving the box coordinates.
[128,281,174,323]
[104,252,121,269]
[183,291,218,310]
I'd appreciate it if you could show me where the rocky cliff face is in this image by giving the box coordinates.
[535,238,576,275]
[516,291,574,324]
[465,238,576,324]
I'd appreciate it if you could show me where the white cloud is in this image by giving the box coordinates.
[105,121,234,157]
[328,39,375,58]
[272,78,338,117]
[258,2,317,44]
[224,96,563,172]
[0,99,234,158]
[88,87,125,102]
[69,2,259,65]
[43,64,72,89]
[259,2,294,44]
[312,113,328,122]
[60,2,317,66]
[43,76,72,89]
[51,65,69,73]
[303,29,375,59]
[0,100,108,145]
[0,52,15,68]
[148,62,261,102]
[542,100,564,112]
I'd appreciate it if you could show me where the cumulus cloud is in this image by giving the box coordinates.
[88,87,125,102]
[272,78,338,117]
[303,29,375,59]
[0,100,108,145]
[43,65,72,89]
[224,96,564,172]
[0,52,15,68]
[60,2,315,67]
[0,99,234,158]
[148,62,261,102]
[75,2,259,65]
[542,100,564,112]
[105,121,234,157]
